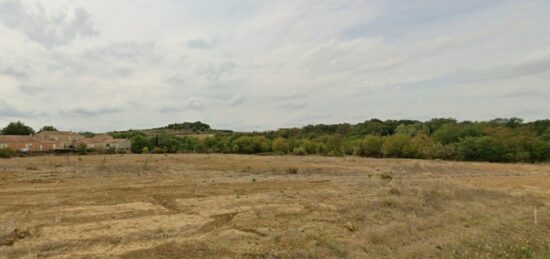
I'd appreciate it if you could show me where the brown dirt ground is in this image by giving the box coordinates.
[1,154,549,258]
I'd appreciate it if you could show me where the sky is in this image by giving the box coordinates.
[0,0,549,132]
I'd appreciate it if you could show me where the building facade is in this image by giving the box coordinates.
[35,131,85,150]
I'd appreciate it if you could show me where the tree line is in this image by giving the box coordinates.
[2,118,550,163]
[124,118,550,163]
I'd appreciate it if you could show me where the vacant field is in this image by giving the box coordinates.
[1,154,549,258]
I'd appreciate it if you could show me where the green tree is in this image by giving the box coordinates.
[432,123,483,145]
[325,134,343,155]
[131,135,150,154]
[381,134,412,158]
[272,137,289,154]
[457,136,508,162]
[1,121,35,135]
[40,125,57,131]
[233,136,271,154]
[395,123,430,136]
[540,128,550,142]
[404,134,433,158]
[358,135,383,157]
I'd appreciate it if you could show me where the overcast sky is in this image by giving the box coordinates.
[0,0,549,132]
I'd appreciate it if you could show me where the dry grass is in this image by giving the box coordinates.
[0,154,549,258]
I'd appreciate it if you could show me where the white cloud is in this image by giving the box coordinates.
[0,0,549,131]
[0,0,97,48]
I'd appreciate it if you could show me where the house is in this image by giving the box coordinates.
[35,131,85,150]
[0,135,40,152]
[0,135,60,152]
[77,134,131,151]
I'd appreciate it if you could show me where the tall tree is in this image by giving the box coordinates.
[1,121,35,135]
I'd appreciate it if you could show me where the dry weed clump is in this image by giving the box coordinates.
[287,167,298,174]
[379,172,393,182]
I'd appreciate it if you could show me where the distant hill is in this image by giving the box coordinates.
[107,121,233,138]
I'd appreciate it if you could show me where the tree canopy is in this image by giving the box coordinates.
[1,121,35,135]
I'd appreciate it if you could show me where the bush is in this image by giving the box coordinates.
[272,137,289,154]
[287,167,298,174]
[359,135,383,157]
[381,134,412,158]
[405,134,433,158]
[432,123,483,145]
[379,172,393,182]
[0,148,15,158]
[292,146,307,155]
[427,143,457,160]
[153,147,166,154]
[76,143,88,155]
[233,136,272,154]
[457,136,508,162]
[131,135,150,154]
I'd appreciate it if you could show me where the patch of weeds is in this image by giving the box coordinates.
[389,187,401,195]
[326,240,349,257]
[380,172,393,182]
[272,234,282,243]
[287,167,298,175]
[26,165,38,170]
[252,178,256,183]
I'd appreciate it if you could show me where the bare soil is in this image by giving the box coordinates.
[1,154,549,258]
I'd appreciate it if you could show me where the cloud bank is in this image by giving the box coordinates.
[0,0,549,132]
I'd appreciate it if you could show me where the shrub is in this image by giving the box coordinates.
[325,134,343,155]
[287,167,298,174]
[233,136,272,154]
[359,135,383,157]
[395,123,430,136]
[381,134,412,158]
[131,135,150,154]
[432,123,483,144]
[405,134,433,158]
[0,148,15,158]
[292,146,307,155]
[379,172,393,182]
[153,147,166,154]
[272,137,289,154]
[427,143,457,160]
[457,136,508,162]
[76,143,88,155]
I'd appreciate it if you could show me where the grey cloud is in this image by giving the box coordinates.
[0,0,97,48]
[278,100,306,110]
[499,88,550,98]
[0,66,28,78]
[160,98,208,113]
[227,94,245,106]
[186,38,219,50]
[393,57,550,92]
[199,62,236,80]
[83,42,157,63]
[0,100,26,117]
[63,107,124,117]
[17,85,48,95]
